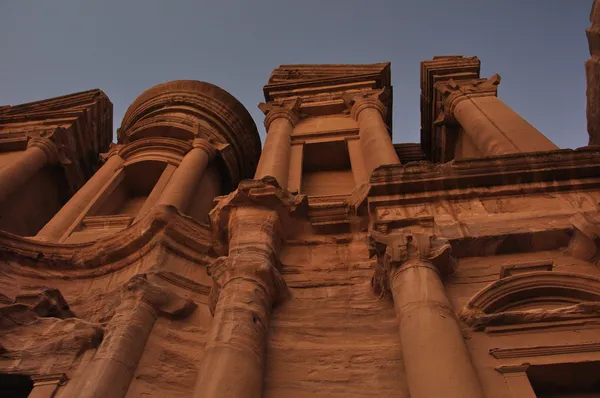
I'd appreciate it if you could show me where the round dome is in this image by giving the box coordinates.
[119,80,261,183]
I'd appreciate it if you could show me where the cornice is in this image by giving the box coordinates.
[0,205,221,279]
[368,147,600,197]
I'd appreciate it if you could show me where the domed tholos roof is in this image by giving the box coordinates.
[119,80,261,183]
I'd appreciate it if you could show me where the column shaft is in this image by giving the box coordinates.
[194,278,270,398]
[354,102,400,176]
[36,154,124,242]
[453,95,557,155]
[0,139,55,204]
[254,117,293,189]
[155,140,214,212]
[391,262,483,398]
[63,298,156,398]
[193,207,280,398]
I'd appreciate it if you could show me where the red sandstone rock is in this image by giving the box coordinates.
[1,5,600,397]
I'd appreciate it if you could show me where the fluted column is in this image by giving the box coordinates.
[255,100,301,189]
[437,75,557,156]
[62,275,195,398]
[349,93,400,176]
[0,137,59,205]
[370,232,483,398]
[36,145,124,242]
[587,0,600,145]
[155,138,216,212]
[193,206,287,398]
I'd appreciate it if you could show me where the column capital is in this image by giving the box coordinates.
[99,143,125,162]
[124,274,197,319]
[209,177,308,240]
[569,211,600,261]
[192,137,218,160]
[27,136,61,164]
[433,74,501,125]
[368,231,456,297]
[258,97,302,130]
[207,253,289,316]
[344,88,388,120]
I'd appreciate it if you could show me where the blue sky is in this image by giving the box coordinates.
[0,0,593,149]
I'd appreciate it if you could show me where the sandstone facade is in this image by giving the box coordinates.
[2,4,600,397]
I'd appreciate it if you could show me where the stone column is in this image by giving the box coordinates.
[36,145,124,242]
[155,138,216,212]
[348,92,400,176]
[255,100,301,189]
[587,0,600,145]
[370,232,483,398]
[62,275,195,398]
[0,137,59,205]
[193,206,287,398]
[436,75,557,156]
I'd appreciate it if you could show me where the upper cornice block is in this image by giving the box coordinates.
[119,80,262,183]
[0,89,113,193]
[263,63,393,128]
[420,56,481,158]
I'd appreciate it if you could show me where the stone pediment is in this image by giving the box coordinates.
[460,271,600,330]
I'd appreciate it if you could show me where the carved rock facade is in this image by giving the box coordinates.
[1,6,600,396]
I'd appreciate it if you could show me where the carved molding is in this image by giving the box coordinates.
[368,147,600,197]
[115,136,193,167]
[460,271,600,330]
[368,231,456,297]
[0,205,221,279]
[489,342,600,359]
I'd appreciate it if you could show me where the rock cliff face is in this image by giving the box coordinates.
[2,4,600,396]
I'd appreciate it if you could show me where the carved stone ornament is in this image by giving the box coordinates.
[460,271,600,330]
[209,176,308,241]
[343,88,389,120]
[258,97,302,129]
[207,255,289,316]
[570,211,600,261]
[368,231,456,298]
[433,74,501,125]
[0,288,104,374]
